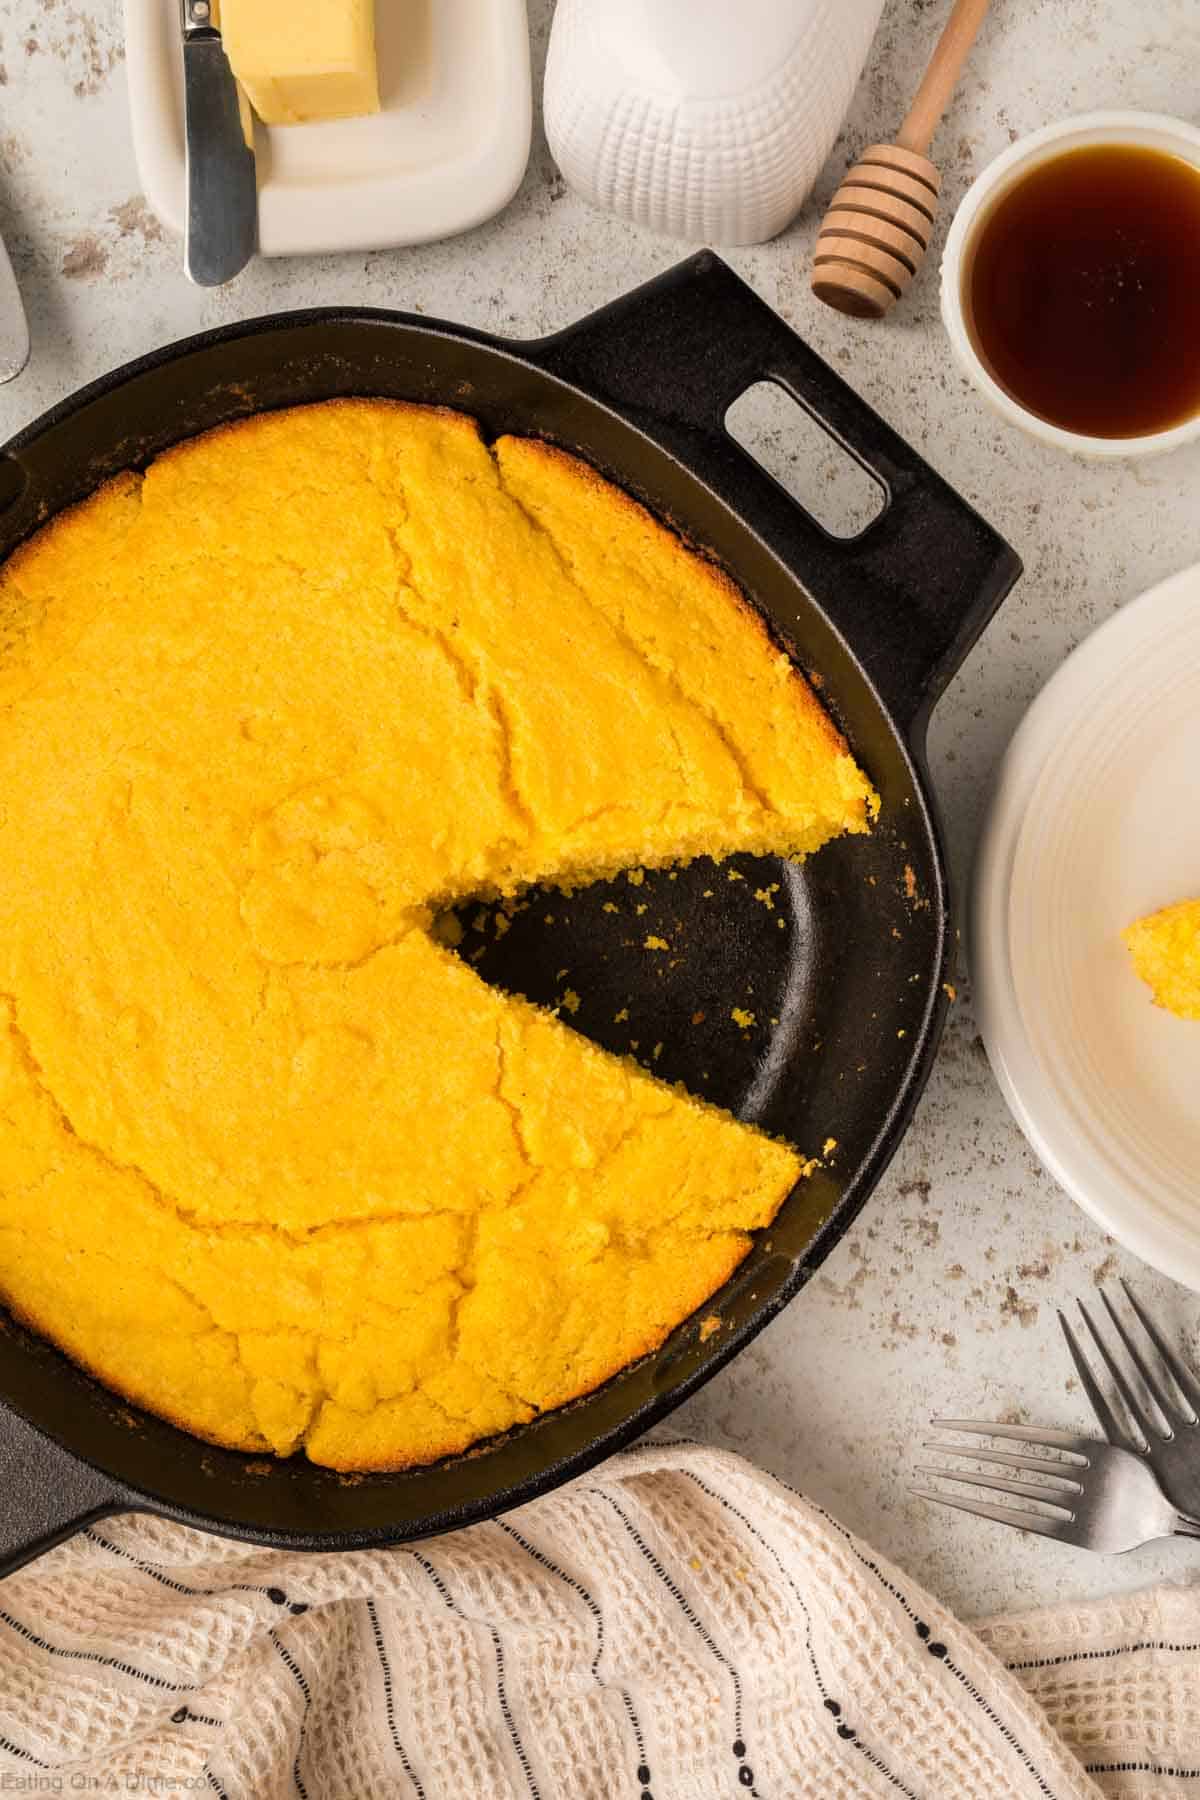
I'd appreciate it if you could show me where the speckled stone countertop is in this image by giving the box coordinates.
[1,0,1199,1621]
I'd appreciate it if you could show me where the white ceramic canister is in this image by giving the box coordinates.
[543,0,885,246]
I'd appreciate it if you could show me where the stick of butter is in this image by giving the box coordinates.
[219,0,380,126]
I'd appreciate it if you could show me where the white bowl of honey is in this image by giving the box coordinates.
[941,111,1200,458]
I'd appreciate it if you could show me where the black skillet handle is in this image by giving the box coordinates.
[531,251,1020,745]
[0,1407,134,1577]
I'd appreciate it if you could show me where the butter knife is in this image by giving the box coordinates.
[0,229,29,383]
[181,0,257,286]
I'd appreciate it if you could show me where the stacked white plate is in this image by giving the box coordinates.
[973,563,1200,1287]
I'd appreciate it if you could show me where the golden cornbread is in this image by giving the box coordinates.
[1123,898,1200,1020]
[0,400,875,1470]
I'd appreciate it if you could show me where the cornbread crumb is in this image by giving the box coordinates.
[698,1314,721,1342]
[731,1008,756,1029]
[644,936,670,951]
[561,990,581,1015]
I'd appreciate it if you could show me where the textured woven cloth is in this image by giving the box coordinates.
[0,1437,1195,1799]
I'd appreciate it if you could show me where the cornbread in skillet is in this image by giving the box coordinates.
[0,400,876,1470]
[1123,898,1200,1020]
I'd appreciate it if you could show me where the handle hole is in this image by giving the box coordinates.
[725,380,886,541]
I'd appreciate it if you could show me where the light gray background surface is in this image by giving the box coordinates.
[1,0,1198,1621]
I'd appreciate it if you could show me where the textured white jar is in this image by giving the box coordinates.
[544,0,885,245]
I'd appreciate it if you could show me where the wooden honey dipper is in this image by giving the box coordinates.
[812,0,990,319]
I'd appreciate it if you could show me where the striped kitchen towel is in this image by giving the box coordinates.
[0,1437,1193,1799]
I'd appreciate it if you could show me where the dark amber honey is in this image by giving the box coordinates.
[966,143,1200,438]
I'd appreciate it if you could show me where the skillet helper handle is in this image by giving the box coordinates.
[0,1408,133,1577]
[533,251,1020,743]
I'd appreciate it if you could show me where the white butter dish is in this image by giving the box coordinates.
[124,0,532,257]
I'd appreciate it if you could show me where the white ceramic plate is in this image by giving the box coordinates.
[124,0,532,257]
[972,563,1200,1288]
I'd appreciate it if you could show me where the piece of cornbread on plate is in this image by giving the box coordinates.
[1123,897,1200,1020]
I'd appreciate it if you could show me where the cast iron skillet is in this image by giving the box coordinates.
[0,253,1019,1574]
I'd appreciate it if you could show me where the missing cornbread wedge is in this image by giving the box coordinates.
[0,400,875,1470]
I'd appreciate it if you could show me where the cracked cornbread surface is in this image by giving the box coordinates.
[0,400,875,1469]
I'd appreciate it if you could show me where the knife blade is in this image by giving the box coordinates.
[181,0,258,287]
[0,228,29,383]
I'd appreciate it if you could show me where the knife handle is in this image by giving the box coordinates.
[181,0,258,287]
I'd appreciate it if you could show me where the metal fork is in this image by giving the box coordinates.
[914,1421,1200,1550]
[1060,1278,1200,1518]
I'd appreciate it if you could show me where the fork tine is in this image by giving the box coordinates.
[1058,1308,1141,1453]
[931,1418,1090,1456]
[910,1487,1073,1541]
[922,1441,1083,1489]
[1076,1298,1166,1443]
[1118,1279,1200,1422]
[1098,1287,1179,1428]
[914,1466,1076,1510]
